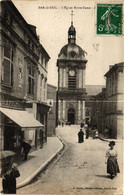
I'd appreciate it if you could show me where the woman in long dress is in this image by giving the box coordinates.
[105,141,120,179]
[78,129,84,143]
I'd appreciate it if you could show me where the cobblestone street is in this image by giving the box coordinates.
[17,125,123,194]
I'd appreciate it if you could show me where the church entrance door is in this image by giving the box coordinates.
[68,108,75,124]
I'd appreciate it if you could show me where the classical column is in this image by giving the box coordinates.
[59,68,62,88]
[82,100,85,121]
[117,71,123,94]
[78,100,81,123]
[62,100,66,121]
[117,71,123,111]
[63,68,66,88]
[82,69,85,88]
[79,69,83,88]
[58,100,61,120]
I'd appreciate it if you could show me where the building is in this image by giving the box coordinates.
[57,19,87,125]
[47,84,57,136]
[91,88,106,132]
[0,1,50,153]
[104,63,124,139]
[85,85,105,125]
[92,63,124,139]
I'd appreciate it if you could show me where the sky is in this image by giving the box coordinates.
[12,0,124,87]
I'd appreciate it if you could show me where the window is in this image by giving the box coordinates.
[32,44,34,51]
[45,59,47,69]
[40,74,44,87]
[40,75,43,101]
[10,16,13,26]
[44,77,47,89]
[3,10,8,21]
[41,55,44,65]
[68,74,76,89]
[28,40,31,46]
[2,46,13,86]
[28,65,35,95]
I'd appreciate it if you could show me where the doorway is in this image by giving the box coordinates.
[68,108,75,124]
[4,126,15,151]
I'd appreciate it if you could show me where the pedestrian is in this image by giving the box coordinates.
[108,126,112,138]
[62,122,64,127]
[84,123,88,129]
[86,129,89,139]
[80,122,84,128]
[86,126,89,139]
[21,140,32,161]
[78,129,84,143]
[92,126,96,139]
[95,129,99,138]
[1,157,20,194]
[104,126,109,138]
[105,141,120,179]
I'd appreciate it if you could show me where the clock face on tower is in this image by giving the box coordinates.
[69,69,75,76]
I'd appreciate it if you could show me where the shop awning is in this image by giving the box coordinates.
[0,107,44,129]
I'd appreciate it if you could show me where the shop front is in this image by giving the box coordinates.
[0,107,44,153]
[37,103,50,143]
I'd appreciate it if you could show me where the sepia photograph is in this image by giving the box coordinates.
[0,0,124,194]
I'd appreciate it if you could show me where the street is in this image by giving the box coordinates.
[17,125,123,194]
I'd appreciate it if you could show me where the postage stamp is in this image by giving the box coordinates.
[97,4,123,35]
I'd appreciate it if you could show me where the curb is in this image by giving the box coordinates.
[17,138,64,189]
[98,136,123,143]
[98,136,110,142]
[56,134,67,147]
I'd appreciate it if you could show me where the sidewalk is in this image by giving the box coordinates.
[98,133,123,143]
[0,136,63,192]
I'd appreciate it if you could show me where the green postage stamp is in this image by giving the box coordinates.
[97,4,123,35]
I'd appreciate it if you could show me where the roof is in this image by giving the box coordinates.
[4,1,39,40]
[104,62,124,77]
[68,25,76,34]
[2,1,50,60]
[86,85,105,96]
[58,43,86,61]
[0,107,44,129]
[47,83,57,89]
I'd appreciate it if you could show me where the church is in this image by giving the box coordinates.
[57,13,88,125]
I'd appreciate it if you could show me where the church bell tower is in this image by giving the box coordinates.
[57,11,87,125]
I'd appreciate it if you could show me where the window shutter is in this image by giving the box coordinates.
[3,59,11,85]
[11,63,13,86]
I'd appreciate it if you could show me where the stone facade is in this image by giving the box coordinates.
[0,1,50,152]
[57,21,87,125]
[47,84,57,136]
[92,63,124,139]
[105,63,124,139]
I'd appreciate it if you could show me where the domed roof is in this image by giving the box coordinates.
[58,18,87,61]
[68,25,76,34]
[58,43,86,60]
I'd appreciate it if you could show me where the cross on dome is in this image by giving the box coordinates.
[71,10,74,26]
[68,11,76,44]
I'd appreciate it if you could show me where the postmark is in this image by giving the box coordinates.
[97,4,123,35]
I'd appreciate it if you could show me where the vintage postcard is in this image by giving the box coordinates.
[0,0,124,194]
